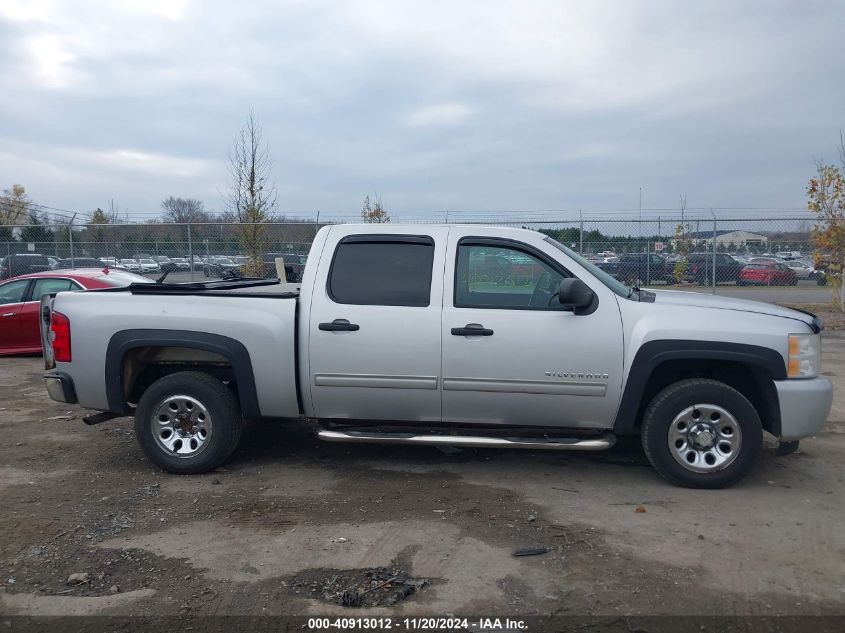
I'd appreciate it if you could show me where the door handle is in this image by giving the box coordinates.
[451,323,494,336]
[319,318,360,332]
[2,313,14,318]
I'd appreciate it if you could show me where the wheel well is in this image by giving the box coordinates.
[122,346,238,406]
[635,360,780,437]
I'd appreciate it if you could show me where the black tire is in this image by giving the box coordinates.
[640,378,762,488]
[817,275,827,286]
[134,371,243,474]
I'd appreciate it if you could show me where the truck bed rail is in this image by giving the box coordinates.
[92,278,301,298]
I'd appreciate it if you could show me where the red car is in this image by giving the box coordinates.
[738,262,798,286]
[0,269,150,355]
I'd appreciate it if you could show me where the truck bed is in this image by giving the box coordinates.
[47,279,301,419]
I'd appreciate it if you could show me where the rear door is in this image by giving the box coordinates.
[17,278,80,348]
[0,279,33,350]
[307,227,448,422]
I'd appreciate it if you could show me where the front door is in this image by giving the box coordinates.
[0,279,33,351]
[307,228,448,422]
[441,235,624,429]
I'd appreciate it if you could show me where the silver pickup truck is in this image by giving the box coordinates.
[40,224,833,488]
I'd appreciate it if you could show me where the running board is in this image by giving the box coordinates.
[315,428,615,451]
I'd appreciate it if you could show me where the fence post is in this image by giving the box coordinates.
[711,212,717,294]
[68,214,76,269]
[579,209,584,254]
[187,223,194,281]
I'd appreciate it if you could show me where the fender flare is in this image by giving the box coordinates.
[612,339,785,435]
[105,329,260,418]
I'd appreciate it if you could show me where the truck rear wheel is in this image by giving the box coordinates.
[134,371,243,474]
[640,379,762,488]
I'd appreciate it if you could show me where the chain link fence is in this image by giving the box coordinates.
[1,215,840,301]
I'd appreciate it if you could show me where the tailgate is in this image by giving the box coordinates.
[40,294,55,369]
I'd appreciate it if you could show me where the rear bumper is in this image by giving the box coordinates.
[44,372,77,404]
[775,377,833,441]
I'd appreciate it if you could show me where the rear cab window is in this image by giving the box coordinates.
[327,235,435,307]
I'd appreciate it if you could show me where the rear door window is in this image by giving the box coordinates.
[31,278,79,299]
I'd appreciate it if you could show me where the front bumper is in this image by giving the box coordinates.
[44,372,77,404]
[775,377,833,441]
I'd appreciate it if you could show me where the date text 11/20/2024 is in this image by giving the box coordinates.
[307,617,528,630]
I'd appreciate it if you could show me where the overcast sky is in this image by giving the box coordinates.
[0,0,843,221]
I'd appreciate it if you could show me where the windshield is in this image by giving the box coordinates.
[543,237,633,298]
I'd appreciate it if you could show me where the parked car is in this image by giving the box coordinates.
[169,257,191,271]
[782,260,827,285]
[0,269,151,355]
[149,256,178,273]
[684,253,744,284]
[46,256,60,270]
[202,256,240,278]
[41,224,831,489]
[120,259,142,273]
[57,257,108,269]
[101,257,127,270]
[739,262,798,286]
[261,252,308,282]
[137,259,161,274]
[614,253,675,285]
[0,253,51,280]
[780,260,812,279]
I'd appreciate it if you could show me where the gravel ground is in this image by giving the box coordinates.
[1,329,844,620]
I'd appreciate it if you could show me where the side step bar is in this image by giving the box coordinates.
[316,427,615,451]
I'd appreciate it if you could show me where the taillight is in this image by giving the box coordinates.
[51,311,72,363]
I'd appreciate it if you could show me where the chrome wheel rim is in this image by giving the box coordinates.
[668,404,741,473]
[151,395,213,458]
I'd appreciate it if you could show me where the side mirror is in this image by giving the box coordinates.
[558,278,596,315]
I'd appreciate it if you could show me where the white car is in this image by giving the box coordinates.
[120,259,141,272]
[784,260,813,280]
[137,259,161,273]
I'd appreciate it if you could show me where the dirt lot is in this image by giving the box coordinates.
[1,327,845,620]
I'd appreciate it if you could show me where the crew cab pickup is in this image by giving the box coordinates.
[40,224,833,488]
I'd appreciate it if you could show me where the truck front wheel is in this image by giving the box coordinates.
[134,371,243,474]
[640,379,762,488]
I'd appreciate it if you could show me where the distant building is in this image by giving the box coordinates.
[677,230,767,249]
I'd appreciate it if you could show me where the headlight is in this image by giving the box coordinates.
[788,333,821,378]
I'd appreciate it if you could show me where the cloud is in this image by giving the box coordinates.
[0,0,842,217]
[26,34,80,89]
[403,103,473,128]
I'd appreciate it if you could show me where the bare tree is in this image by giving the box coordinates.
[361,193,390,223]
[0,184,32,226]
[224,111,278,274]
[161,196,208,223]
